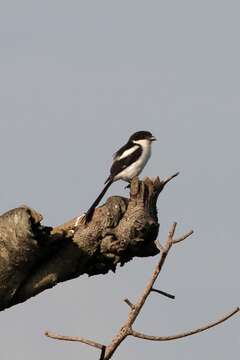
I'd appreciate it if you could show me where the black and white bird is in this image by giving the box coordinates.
[85,130,156,222]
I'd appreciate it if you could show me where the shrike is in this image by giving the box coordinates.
[85,130,156,222]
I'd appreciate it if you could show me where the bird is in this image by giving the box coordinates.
[85,130,156,222]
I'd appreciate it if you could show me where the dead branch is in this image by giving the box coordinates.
[45,223,239,359]
[0,174,178,311]
[124,298,135,309]
[45,331,105,349]
[45,331,107,360]
[173,229,194,244]
[151,288,175,299]
[130,307,240,341]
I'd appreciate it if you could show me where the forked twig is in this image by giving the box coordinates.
[173,229,194,244]
[45,223,239,359]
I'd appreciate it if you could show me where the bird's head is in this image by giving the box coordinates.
[129,131,156,145]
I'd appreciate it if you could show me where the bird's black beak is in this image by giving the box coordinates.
[150,136,156,142]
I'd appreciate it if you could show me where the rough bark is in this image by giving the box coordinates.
[0,176,172,311]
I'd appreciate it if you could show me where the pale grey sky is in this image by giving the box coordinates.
[0,1,239,359]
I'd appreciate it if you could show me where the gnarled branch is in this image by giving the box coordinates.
[0,174,178,311]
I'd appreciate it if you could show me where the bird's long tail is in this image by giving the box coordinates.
[85,180,113,222]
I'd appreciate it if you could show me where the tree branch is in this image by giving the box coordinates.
[131,307,240,341]
[45,331,105,350]
[0,174,178,311]
[173,230,194,244]
[45,223,239,359]
[161,172,180,187]
[151,288,175,299]
[124,298,135,309]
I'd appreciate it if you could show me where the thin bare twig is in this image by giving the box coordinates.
[162,172,180,187]
[99,346,106,360]
[173,230,194,244]
[168,221,177,240]
[131,307,240,341]
[151,288,175,299]
[45,331,105,350]
[124,298,135,309]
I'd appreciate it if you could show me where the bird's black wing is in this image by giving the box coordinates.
[105,145,142,183]
[85,145,141,220]
[113,141,131,160]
